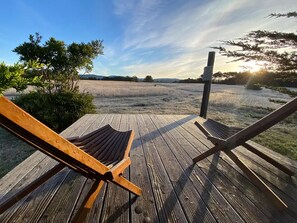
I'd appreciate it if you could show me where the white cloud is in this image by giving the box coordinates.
[104,0,297,77]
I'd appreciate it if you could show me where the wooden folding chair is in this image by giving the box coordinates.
[0,96,142,222]
[193,97,297,210]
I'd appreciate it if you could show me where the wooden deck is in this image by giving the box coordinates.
[0,114,297,222]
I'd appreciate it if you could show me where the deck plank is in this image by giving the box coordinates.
[168,115,276,222]
[176,116,297,223]
[129,114,159,223]
[149,114,221,223]
[138,114,188,222]
[158,114,244,223]
[1,114,297,222]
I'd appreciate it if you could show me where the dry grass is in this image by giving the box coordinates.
[0,127,35,177]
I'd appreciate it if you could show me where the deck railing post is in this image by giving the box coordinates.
[200,51,215,118]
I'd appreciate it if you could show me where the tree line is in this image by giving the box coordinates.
[80,75,155,82]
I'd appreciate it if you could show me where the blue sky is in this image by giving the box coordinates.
[0,0,296,79]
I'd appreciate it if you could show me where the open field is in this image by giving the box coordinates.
[78,80,292,115]
[1,80,296,178]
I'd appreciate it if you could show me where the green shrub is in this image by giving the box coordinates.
[264,86,297,97]
[13,91,96,132]
[245,82,262,90]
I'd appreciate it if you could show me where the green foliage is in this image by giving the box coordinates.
[0,61,42,95]
[268,98,287,104]
[13,33,104,93]
[131,75,138,82]
[143,75,154,82]
[214,12,297,73]
[245,73,262,90]
[264,86,297,97]
[13,91,96,132]
[245,82,262,90]
[179,78,202,83]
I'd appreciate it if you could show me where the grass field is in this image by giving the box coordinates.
[1,80,296,178]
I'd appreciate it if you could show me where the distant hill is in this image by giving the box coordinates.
[79,74,104,80]
[154,78,180,83]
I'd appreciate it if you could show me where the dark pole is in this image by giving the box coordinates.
[200,52,215,118]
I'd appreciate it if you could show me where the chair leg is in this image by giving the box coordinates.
[112,176,142,196]
[193,145,222,163]
[0,163,64,214]
[243,142,294,176]
[73,180,104,223]
[225,150,288,210]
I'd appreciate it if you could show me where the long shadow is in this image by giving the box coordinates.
[155,114,221,221]
[192,152,220,222]
[132,115,197,150]
[103,196,137,222]
[153,164,195,223]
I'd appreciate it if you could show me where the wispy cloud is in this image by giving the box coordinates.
[100,0,297,77]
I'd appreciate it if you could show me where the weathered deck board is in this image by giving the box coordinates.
[158,115,245,222]
[138,114,188,223]
[174,116,297,222]
[129,114,159,223]
[1,114,297,223]
[160,115,267,223]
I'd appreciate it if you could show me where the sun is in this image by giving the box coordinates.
[239,60,263,73]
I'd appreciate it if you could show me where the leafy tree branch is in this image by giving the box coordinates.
[214,12,297,73]
[13,33,104,93]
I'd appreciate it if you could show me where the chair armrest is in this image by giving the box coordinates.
[105,158,131,180]
[194,120,212,137]
[207,136,227,145]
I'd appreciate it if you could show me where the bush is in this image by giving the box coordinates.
[143,75,154,82]
[245,83,262,90]
[13,91,96,132]
[265,86,297,97]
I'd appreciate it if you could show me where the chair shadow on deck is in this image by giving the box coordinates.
[153,164,195,222]
[133,115,197,150]
[193,152,220,222]
[103,195,138,222]
[151,151,220,223]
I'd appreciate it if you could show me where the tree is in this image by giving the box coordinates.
[143,75,154,82]
[0,61,42,95]
[214,12,297,73]
[131,75,138,82]
[13,33,104,93]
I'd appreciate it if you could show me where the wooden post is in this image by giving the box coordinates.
[200,52,215,118]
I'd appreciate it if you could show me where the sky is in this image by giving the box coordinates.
[0,0,296,79]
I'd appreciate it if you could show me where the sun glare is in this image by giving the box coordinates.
[239,60,263,73]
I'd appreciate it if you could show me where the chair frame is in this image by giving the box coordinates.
[0,96,142,222]
[193,97,297,210]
